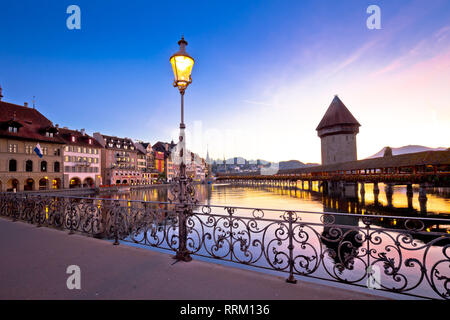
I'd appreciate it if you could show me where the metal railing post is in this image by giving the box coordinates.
[113,200,120,245]
[286,211,297,284]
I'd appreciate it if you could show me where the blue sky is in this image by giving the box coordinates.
[1,0,449,162]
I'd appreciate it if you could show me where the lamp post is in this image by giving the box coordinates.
[170,36,195,262]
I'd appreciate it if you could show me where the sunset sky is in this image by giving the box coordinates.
[1,0,449,163]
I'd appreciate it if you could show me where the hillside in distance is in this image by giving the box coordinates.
[278,160,319,170]
[368,145,448,158]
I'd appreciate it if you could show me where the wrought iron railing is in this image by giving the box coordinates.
[0,193,449,300]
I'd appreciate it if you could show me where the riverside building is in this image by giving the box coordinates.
[58,127,103,188]
[0,89,65,191]
[93,133,140,185]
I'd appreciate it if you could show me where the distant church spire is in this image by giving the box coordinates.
[206,145,211,164]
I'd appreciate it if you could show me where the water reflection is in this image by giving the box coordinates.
[97,183,450,218]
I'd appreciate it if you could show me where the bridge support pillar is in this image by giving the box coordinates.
[327,180,334,195]
[406,184,413,209]
[385,183,394,207]
[343,182,357,198]
[360,183,365,205]
[373,182,380,205]
[321,181,327,195]
[308,180,312,191]
[419,184,427,213]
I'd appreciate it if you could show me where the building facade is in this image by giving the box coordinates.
[59,128,102,188]
[0,97,65,191]
[316,95,361,165]
[93,133,140,185]
[153,141,176,182]
[134,142,152,185]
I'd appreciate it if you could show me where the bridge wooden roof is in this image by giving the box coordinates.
[278,150,450,175]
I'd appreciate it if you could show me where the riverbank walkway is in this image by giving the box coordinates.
[0,218,385,300]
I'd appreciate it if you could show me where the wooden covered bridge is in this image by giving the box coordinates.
[216,150,450,213]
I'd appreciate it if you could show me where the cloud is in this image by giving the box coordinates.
[372,24,450,77]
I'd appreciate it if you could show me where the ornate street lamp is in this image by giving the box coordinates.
[170,36,195,262]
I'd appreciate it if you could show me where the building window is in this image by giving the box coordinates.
[8,126,18,133]
[64,156,69,161]
[26,160,33,172]
[8,144,18,153]
[88,139,92,144]
[45,132,54,137]
[71,136,76,142]
[9,159,17,172]
[41,161,47,172]
[54,148,60,156]
[65,146,69,152]
[54,161,60,172]
[42,147,48,155]
[25,145,33,154]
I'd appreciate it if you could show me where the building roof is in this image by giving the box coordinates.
[134,142,147,154]
[58,128,103,148]
[0,101,65,144]
[95,133,137,152]
[152,141,172,156]
[316,96,361,131]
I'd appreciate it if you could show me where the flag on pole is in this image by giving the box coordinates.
[34,143,43,158]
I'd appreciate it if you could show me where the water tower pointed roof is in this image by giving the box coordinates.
[316,95,360,131]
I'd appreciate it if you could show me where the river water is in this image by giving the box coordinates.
[101,182,450,216]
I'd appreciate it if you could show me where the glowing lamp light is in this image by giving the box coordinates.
[170,36,194,92]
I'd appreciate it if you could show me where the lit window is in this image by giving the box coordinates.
[8,144,18,153]
[71,136,76,142]
[8,126,18,133]
[88,139,92,144]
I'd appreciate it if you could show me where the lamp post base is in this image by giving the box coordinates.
[173,250,192,262]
